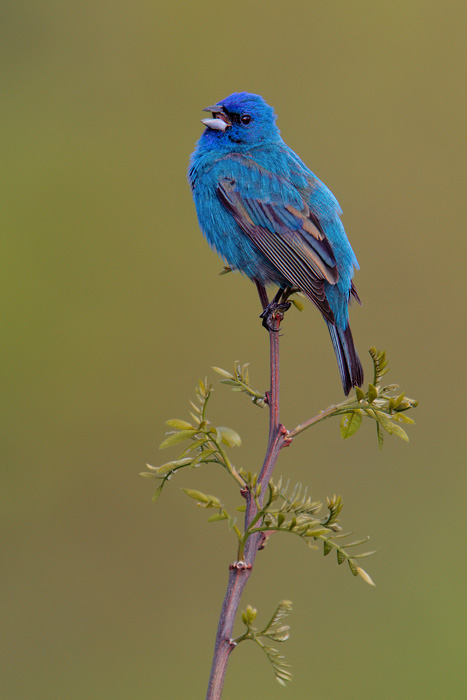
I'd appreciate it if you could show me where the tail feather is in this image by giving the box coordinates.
[326,321,364,395]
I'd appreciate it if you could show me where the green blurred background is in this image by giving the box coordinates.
[2,1,465,698]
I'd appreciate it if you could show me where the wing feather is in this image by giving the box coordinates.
[217,171,338,322]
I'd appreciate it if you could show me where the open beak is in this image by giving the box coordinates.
[201,104,231,131]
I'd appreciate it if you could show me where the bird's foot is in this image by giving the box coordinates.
[260,300,291,331]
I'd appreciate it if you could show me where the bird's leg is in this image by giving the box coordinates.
[254,280,270,312]
[260,286,293,331]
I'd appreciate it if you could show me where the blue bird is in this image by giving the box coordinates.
[188,92,363,395]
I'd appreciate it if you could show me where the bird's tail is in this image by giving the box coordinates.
[326,321,364,395]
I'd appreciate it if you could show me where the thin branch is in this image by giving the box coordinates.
[205,287,288,700]
[287,397,359,439]
[287,404,340,438]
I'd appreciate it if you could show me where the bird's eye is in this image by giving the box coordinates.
[241,114,251,125]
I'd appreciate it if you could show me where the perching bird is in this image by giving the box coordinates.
[188,92,363,395]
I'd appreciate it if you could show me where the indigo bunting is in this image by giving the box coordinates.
[188,92,363,395]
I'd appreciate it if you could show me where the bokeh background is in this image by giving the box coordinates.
[2,2,466,698]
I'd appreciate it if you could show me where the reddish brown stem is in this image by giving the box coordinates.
[205,286,288,700]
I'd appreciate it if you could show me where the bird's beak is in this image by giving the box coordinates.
[201,104,231,131]
[201,118,228,131]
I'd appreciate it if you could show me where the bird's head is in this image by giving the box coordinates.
[199,92,280,148]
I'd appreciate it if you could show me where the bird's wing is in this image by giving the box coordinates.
[216,164,338,322]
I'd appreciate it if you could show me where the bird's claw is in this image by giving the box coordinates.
[260,301,291,331]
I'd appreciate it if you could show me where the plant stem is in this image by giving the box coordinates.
[205,293,287,700]
[213,439,246,489]
[287,397,360,439]
[287,404,338,438]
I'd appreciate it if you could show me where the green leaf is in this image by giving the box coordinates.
[374,411,393,434]
[368,384,378,403]
[340,411,363,439]
[182,488,221,507]
[356,567,376,586]
[155,458,192,474]
[304,528,328,538]
[390,423,409,442]
[207,512,228,522]
[370,347,390,384]
[245,605,257,623]
[393,413,415,424]
[139,471,158,479]
[152,485,163,502]
[395,397,418,411]
[355,387,365,401]
[166,419,194,430]
[277,513,285,527]
[212,367,233,379]
[291,298,304,311]
[323,540,332,556]
[190,448,217,467]
[215,426,242,447]
[159,430,198,449]
[382,383,399,392]
[236,505,246,512]
[188,452,207,469]
[179,437,208,455]
[337,549,346,565]
[341,537,370,548]
[348,559,359,576]
[236,602,293,686]
[376,422,384,450]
